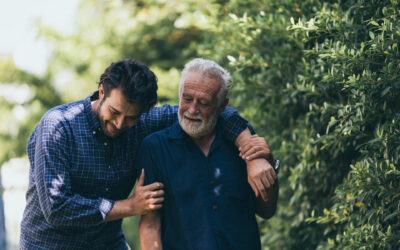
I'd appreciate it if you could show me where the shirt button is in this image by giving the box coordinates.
[104,142,108,146]
[92,131,96,135]
[212,205,217,211]
[108,165,111,169]
[105,188,109,191]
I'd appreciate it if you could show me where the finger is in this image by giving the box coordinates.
[239,137,265,157]
[260,173,271,190]
[265,171,276,187]
[146,182,164,191]
[150,197,164,204]
[255,178,268,201]
[244,151,267,161]
[270,167,277,180]
[239,139,256,156]
[150,189,165,198]
[248,177,259,198]
[246,147,272,161]
[137,169,145,186]
[266,173,275,186]
[149,204,163,210]
[241,147,263,160]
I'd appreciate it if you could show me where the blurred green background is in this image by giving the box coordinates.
[1,0,399,249]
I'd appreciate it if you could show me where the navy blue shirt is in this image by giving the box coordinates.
[20,91,250,250]
[137,121,261,250]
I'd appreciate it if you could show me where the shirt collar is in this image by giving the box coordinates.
[84,91,102,133]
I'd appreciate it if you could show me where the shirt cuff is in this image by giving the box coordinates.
[99,198,114,220]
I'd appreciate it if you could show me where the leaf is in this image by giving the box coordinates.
[384,212,399,222]
[227,55,236,62]
[371,20,379,26]
[369,31,375,39]
[381,87,391,97]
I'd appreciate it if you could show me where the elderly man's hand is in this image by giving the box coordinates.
[246,158,277,201]
[234,131,276,201]
[239,134,274,163]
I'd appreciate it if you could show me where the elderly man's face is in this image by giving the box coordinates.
[178,71,226,138]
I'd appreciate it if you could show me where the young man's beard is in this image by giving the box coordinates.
[95,97,115,138]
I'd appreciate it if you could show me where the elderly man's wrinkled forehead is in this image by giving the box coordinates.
[180,69,222,92]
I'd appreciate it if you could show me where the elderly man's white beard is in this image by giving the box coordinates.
[178,110,219,138]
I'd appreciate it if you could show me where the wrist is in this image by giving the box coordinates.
[266,155,275,167]
[122,199,137,217]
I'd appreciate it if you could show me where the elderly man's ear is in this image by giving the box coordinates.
[218,98,229,115]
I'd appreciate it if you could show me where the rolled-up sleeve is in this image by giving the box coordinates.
[34,118,114,228]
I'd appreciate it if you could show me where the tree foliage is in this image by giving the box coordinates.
[0,57,62,165]
[200,0,400,248]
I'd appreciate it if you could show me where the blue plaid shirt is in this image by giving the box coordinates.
[20,91,250,250]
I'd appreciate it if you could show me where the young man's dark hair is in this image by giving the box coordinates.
[99,59,158,112]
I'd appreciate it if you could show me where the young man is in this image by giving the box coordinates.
[138,58,279,250]
[20,59,274,249]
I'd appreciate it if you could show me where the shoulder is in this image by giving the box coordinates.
[39,100,86,134]
[141,104,178,117]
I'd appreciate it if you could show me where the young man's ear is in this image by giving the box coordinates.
[98,84,104,99]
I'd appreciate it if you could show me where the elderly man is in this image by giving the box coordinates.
[138,58,279,250]
[20,59,274,249]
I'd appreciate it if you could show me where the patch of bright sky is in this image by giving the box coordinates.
[0,0,79,75]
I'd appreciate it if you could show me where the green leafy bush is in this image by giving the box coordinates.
[201,0,400,248]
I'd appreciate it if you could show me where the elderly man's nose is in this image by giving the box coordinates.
[188,103,199,114]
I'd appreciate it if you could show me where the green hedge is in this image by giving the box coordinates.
[200,0,400,248]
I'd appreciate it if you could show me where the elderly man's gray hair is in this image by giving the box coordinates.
[179,58,232,106]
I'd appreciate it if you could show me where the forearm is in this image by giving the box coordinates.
[38,192,114,227]
[105,199,135,222]
[255,179,279,219]
[140,212,162,250]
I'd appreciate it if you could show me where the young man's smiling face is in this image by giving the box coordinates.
[94,84,142,138]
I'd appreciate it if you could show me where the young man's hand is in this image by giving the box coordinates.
[105,169,164,222]
[129,169,164,215]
